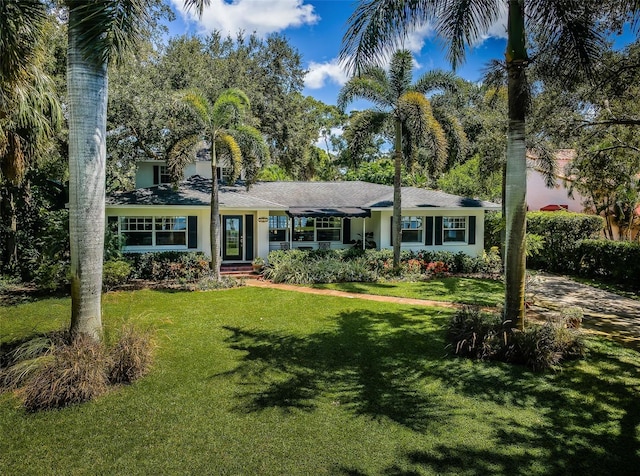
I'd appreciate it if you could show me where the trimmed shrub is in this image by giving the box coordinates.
[526,211,604,272]
[103,259,132,290]
[575,239,640,285]
[34,259,70,292]
[125,251,210,281]
[108,325,155,384]
[20,335,110,411]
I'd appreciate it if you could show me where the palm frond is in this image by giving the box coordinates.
[0,0,47,84]
[211,89,251,129]
[167,135,200,185]
[215,133,243,183]
[343,110,389,164]
[177,89,212,127]
[337,75,390,111]
[413,69,461,95]
[528,0,605,78]
[340,0,435,73]
[399,91,448,171]
[231,125,270,185]
[434,0,501,69]
[66,0,152,65]
[526,145,557,189]
[388,50,414,99]
[183,0,211,17]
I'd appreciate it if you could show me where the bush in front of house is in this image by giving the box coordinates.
[446,306,587,371]
[102,259,132,290]
[264,248,502,284]
[526,212,604,272]
[125,251,210,281]
[264,251,377,284]
[575,239,640,285]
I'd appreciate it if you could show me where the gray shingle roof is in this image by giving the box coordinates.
[106,176,499,211]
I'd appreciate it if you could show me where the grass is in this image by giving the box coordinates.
[312,277,504,306]
[1,288,639,475]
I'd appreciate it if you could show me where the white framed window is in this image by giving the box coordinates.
[293,217,315,242]
[443,217,466,243]
[120,216,187,247]
[316,217,341,242]
[269,215,289,242]
[401,216,423,243]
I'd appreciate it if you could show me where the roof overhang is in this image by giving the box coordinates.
[286,207,371,218]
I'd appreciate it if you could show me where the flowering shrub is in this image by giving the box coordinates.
[426,261,449,277]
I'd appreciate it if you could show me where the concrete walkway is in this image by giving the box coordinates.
[247,275,640,351]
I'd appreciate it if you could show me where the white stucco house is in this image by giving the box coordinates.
[105,163,499,263]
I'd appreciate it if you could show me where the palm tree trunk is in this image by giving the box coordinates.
[504,0,528,330]
[393,117,403,268]
[210,142,221,280]
[67,10,107,341]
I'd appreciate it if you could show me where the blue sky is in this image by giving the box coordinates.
[166,0,510,105]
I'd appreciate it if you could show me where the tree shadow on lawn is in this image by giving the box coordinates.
[222,308,451,432]
[343,342,640,475]
[222,310,640,475]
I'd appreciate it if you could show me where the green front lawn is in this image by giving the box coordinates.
[1,288,639,475]
[312,277,504,306]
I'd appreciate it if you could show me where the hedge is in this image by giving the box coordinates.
[526,212,604,272]
[575,239,640,285]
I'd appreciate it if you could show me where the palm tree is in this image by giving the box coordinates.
[66,0,211,341]
[340,0,637,329]
[169,88,269,280]
[337,50,464,267]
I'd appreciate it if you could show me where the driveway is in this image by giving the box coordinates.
[528,273,640,350]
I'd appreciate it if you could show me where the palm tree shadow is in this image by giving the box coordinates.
[222,308,451,431]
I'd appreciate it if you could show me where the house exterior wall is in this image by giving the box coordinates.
[376,209,485,257]
[106,207,488,260]
[135,162,157,189]
[526,168,586,212]
[106,206,210,255]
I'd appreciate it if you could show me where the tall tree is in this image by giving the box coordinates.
[66,0,207,341]
[0,2,62,270]
[341,0,638,329]
[338,50,463,267]
[169,88,269,280]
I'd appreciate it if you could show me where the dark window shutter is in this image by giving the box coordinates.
[245,215,254,261]
[188,216,197,249]
[435,216,443,245]
[468,216,476,245]
[153,166,159,185]
[425,216,434,246]
[107,216,118,232]
[342,218,351,244]
[390,216,393,245]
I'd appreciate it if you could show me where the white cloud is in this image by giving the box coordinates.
[305,59,349,89]
[478,4,508,42]
[171,0,319,37]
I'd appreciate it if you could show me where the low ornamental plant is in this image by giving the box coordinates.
[0,326,156,411]
[446,306,587,372]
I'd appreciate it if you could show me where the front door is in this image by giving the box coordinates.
[223,215,243,260]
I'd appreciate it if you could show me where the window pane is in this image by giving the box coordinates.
[442,217,466,242]
[156,232,186,246]
[317,229,340,241]
[401,230,422,243]
[294,217,315,241]
[122,232,152,246]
